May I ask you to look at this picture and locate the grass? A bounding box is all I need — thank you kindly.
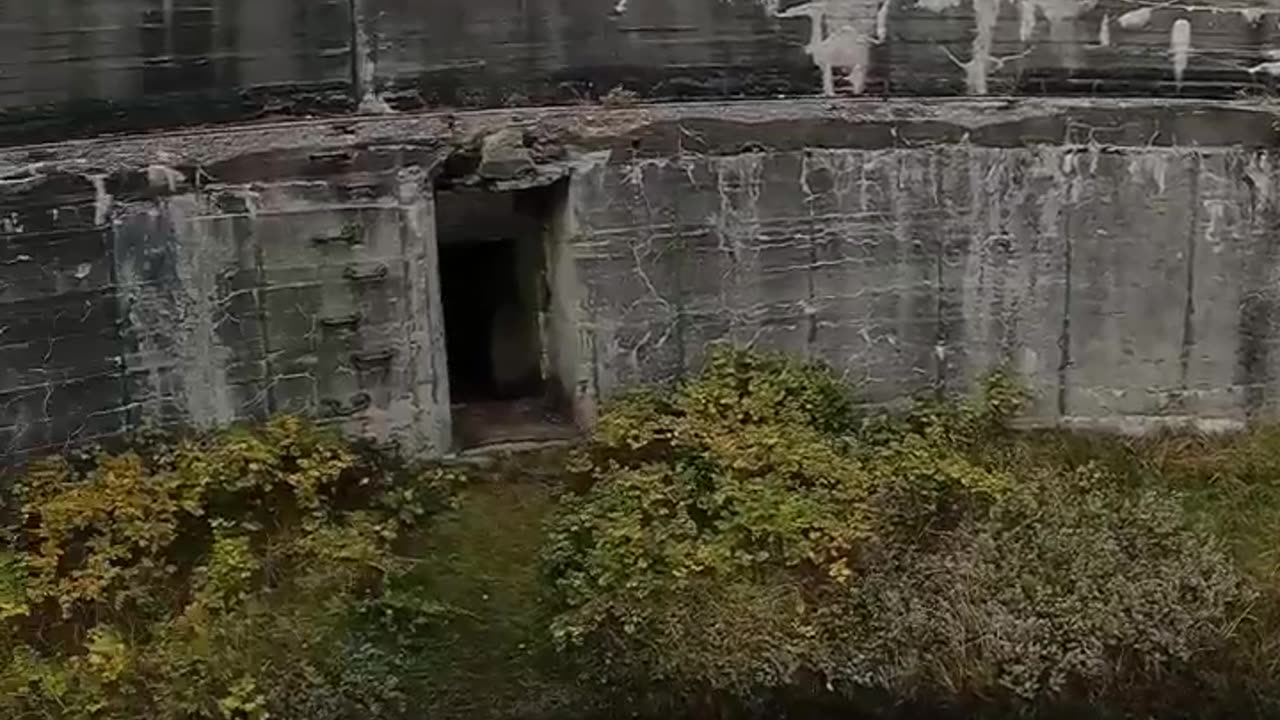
[390,450,595,720]
[1010,427,1280,580]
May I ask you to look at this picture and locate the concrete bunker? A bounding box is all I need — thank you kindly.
[433,180,577,449]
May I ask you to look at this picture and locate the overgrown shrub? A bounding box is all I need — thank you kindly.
[546,347,1253,716]
[544,347,1008,703]
[0,416,457,720]
[828,464,1249,714]
[5,350,1279,720]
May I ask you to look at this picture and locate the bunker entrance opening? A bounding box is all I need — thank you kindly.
[440,238,540,402]
[435,184,575,449]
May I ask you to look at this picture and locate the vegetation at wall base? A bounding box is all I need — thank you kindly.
[543,348,1258,718]
[5,348,1280,718]
[0,416,462,720]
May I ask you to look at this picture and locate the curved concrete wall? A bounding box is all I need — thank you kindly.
[5,1,1280,142]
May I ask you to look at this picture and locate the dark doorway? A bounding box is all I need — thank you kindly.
[439,238,542,402]
[435,186,574,449]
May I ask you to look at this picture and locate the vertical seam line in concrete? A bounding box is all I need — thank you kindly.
[1179,152,1201,394]
[348,0,365,105]
[589,304,601,409]
[398,187,422,413]
[934,230,945,397]
[107,219,131,435]
[673,198,688,377]
[804,158,818,362]
[251,217,277,415]
[1056,162,1074,419]
[933,159,946,398]
[806,242,818,361]
[1243,168,1279,419]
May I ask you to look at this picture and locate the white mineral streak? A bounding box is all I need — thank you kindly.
[1017,0,1097,42]
[1036,0,1097,70]
[1171,18,1191,86]
[916,0,1095,95]
[88,175,113,226]
[1248,60,1280,75]
[1117,7,1152,29]
[1019,0,1038,41]
[1127,154,1169,195]
[968,0,1001,93]
[753,0,1246,98]
[1246,154,1273,211]
[778,0,885,95]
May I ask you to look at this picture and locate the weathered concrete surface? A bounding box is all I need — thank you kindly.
[571,141,1278,429]
[2,98,1279,460]
[0,0,354,145]
[363,0,1280,107]
[6,1,1280,143]
[1,142,451,458]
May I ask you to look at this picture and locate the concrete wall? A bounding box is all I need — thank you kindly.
[559,101,1280,431]
[1,140,452,458]
[0,0,353,144]
[364,0,1280,107]
[572,135,1280,430]
[6,1,1280,143]
[2,99,1278,460]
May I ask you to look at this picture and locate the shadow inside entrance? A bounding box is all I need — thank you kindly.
[435,183,576,451]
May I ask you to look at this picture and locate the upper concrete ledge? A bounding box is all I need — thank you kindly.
[4,0,1280,145]
[1,98,1277,183]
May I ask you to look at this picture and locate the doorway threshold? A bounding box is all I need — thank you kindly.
[451,397,577,450]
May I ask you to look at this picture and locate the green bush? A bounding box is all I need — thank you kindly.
[544,347,1008,704]
[546,347,1253,716]
[4,351,1279,719]
[829,464,1249,714]
[0,416,457,720]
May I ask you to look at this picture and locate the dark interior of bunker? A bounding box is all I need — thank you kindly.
[434,184,573,449]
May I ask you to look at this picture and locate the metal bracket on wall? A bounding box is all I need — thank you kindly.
[320,392,373,418]
[319,313,362,332]
[343,264,388,283]
[342,182,382,201]
[350,348,395,370]
[312,226,361,246]
[308,150,356,166]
